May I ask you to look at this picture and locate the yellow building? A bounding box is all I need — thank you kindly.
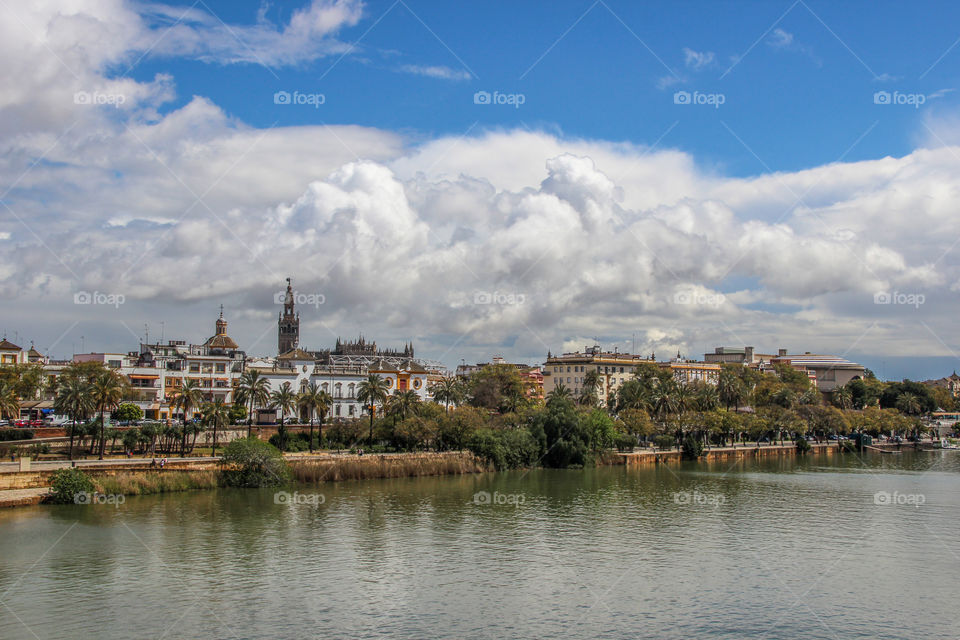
[543,346,654,405]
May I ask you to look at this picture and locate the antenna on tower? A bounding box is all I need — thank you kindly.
[160,321,164,344]
[145,323,149,346]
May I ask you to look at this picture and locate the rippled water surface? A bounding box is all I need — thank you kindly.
[1,450,958,639]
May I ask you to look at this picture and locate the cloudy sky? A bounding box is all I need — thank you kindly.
[2,0,960,380]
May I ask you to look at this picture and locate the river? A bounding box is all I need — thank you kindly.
[1,449,958,639]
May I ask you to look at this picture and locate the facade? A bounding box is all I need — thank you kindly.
[768,352,865,392]
[543,346,655,406]
[661,352,721,384]
[0,339,26,366]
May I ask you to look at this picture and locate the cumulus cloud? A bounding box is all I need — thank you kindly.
[0,0,958,369]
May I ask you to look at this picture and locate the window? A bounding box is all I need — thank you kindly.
[348,405,355,416]
[215,364,226,373]
[335,404,341,416]
[335,383,342,398]
[189,364,200,373]
[348,383,355,398]
[321,382,328,392]
[108,360,122,369]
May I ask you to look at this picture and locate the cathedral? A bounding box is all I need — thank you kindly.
[277,278,414,365]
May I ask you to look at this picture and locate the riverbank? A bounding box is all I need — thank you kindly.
[0,443,912,508]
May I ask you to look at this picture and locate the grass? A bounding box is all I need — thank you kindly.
[290,452,488,483]
[94,471,218,496]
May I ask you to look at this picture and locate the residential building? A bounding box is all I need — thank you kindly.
[543,346,654,405]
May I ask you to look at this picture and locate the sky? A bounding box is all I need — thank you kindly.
[2,0,960,381]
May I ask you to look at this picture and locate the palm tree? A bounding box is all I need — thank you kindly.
[234,369,270,438]
[832,385,853,410]
[298,383,331,453]
[0,379,20,422]
[201,398,229,457]
[269,382,297,451]
[390,389,421,422]
[170,379,203,457]
[718,369,747,411]
[547,382,573,404]
[357,374,390,442]
[429,376,462,413]
[578,370,602,407]
[54,376,94,460]
[91,370,126,460]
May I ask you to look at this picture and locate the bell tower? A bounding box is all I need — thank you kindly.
[278,277,300,354]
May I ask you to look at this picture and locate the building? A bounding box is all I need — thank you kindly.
[0,339,27,366]
[706,346,865,392]
[277,278,300,355]
[543,345,654,405]
[768,351,865,392]
[922,372,960,398]
[661,351,721,385]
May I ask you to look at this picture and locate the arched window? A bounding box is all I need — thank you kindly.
[321,382,328,392]
[348,383,355,398]
[335,383,342,398]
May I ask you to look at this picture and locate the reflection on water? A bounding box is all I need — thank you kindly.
[1,450,958,639]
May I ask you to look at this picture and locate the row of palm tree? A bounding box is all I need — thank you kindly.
[234,370,338,452]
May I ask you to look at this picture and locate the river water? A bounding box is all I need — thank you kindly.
[1,450,958,639]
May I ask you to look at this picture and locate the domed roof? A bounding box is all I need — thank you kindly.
[205,308,238,350]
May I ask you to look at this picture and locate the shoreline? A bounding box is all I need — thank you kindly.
[0,442,919,509]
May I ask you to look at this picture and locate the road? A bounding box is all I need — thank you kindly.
[0,456,215,472]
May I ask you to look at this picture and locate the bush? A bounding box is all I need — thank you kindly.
[467,428,540,471]
[219,437,290,488]
[795,435,812,453]
[49,468,95,504]
[112,403,143,422]
[0,428,34,441]
[614,432,637,452]
[653,435,675,450]
[681,436,704,460]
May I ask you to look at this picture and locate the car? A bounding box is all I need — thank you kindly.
[892,436,903,443]
[828,434,839,440]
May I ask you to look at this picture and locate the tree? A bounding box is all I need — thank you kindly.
[618,408,655,443]
[429,376,463,413]
[54,375,93,460]
[219,437,290,487]
[234,369,270,438]
[578,369,602,407]
[880,381,935,415]
[357,374,390,442]
[0,379,19,421]
[170,379,203,457]
[269,381,297,451]
[112,403,143,422]
[468,364,526,413]
[439,405,485,451]
[201,398,230,457]
[718,367,747,411]
[91,370,127,460]
[832,385,853,410]
[547,382,573,403]
[389,389,421,422]
[297,382,331,453]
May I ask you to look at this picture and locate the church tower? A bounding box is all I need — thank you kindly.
[278,278,300,355]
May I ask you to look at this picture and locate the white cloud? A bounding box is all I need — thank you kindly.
[768,28,794,48]
[398,64,471,81]
[0,0,958,368]
[682,48,715,70]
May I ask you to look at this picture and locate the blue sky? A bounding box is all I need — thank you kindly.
[3,0,960,381]
[132,0,960,175]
